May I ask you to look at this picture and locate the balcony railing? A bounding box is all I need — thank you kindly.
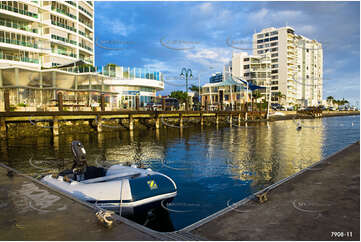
[0,53,39,64]
[0,4,38,18]
[0,18,38,34]
[51,34,77,46]
[79,18,92,29]
[51,20,77,32]
[78,30,93,40]
[78,5,93,18]
[51,7,77,20]
[65,1,76,7]
[79,56,93,64]
[52,48,76,58]
[79,43,93,52]
[0,37,38,48]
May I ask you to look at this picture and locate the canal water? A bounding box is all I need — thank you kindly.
[0,115,359,231]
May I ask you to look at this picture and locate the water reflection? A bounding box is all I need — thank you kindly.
[0,115,359,230]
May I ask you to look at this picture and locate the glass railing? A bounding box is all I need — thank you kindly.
[0,18,38,33]
[79,56,93,64]
[51,20,77,32]
[79,18,92,29]
[0,37,38,48]
[78,30,93,40]
[51,34,77,45]
[52,48,76,58]
[79,43,93,52]
[0,53,39,64]
[101,66,164,81]
[0,4,38,18]
[51,7,77,20]
[78,5,93,18]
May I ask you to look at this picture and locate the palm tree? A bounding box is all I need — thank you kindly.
[274,92,286,106]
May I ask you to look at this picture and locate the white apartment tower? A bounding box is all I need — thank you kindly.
[253,26,323,107]
[0,1,94,69]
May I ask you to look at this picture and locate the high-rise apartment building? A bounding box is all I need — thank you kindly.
[0,0,94,69]
[253,26,323,107]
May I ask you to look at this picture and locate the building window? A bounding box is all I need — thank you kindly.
[271,70,278,74]
[271,86,278,90]
[257,39,263,43]
[271,48,278,52]
[263,38,269,42]
[257,34,263,38]
[265,33,269,37]
[271,31,278,35]
[244,58,249,61]
[271,58,278,63]
[271,81,278,85]
[265,43,270,47]
[244,73,250,76]
[271,75,278,79]
[224,95,229,101]
[271,53,278,57]
[257,45,263,49]
[271,64,278,68]
[257,50,264,54]
[270,42,278,47]
[270,36,278,41]
[244,65,249,69]
[237,94,241,100]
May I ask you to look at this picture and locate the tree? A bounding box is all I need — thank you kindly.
[169,90,188,104]
[189,84,199,93]
[274,92,286,105]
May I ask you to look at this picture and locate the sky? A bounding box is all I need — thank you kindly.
[94,1,360,106]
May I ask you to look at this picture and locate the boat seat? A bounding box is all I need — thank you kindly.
[84,166,106,180]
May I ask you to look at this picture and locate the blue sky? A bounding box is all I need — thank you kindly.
[94,1,360,106]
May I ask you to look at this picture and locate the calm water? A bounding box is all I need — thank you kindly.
[0,115,359,231]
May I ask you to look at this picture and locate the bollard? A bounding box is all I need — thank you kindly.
[179,114,183,128]
[200,113,204,126]
[57,92,63,112]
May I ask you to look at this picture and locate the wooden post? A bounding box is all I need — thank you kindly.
[229,114,232,126]
[0,117,7,138]
[155,115,160,129]
[238,113,241,126]
[52,119,59,136]
[57,92,63,111]
[100,93,105,111]
[97,116,103,133]
[200,113,204,126]
[162,98,166,111]
[4,89,10,112]
[215,114,219,125]
[129,115,134,131]
[179,113,183,128]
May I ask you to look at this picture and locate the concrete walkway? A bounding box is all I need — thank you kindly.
[190,141,360,240]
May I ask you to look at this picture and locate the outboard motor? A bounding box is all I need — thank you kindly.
[71,141,88,181]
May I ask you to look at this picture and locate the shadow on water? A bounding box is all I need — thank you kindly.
[0,115,359,231]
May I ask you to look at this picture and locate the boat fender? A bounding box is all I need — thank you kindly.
[95,210,115,228]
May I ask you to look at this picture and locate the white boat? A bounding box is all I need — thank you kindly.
[41,141,177,217]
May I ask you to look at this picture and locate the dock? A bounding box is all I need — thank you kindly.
[184,141,360,240]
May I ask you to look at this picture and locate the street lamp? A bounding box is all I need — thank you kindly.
[180,68,192,111]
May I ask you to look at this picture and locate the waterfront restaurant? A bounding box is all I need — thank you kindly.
[201,75,250,110]
[0,63,164,111]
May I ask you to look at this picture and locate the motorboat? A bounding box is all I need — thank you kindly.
[41,141,177,217]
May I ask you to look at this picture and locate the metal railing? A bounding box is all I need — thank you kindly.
[79,42,93,52]
[51,7,77,20]
[78,5,93,18]
[79,18,92,29]
[78,30,93,40]
[0,18,38,33]
[51,20,77,32]
[0,37,38,48]
[0,53,39,64]
[51,34,77,45]
[0,4,38,18]
[51,48,76,58]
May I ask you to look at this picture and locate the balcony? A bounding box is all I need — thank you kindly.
[79,18,92,29]
[0,53,39,64]
[51,7,77,20]
[0,37,38,49]
[79,56,93,64]
[65,1,76,7]
[78,30,93,41]
[51,34,77,46]
[51,48,76,58]
[0,4,38,19]
[0,18,38,34]
[78,5,93,18]
[79,42,93,52]
[51,20,77,32]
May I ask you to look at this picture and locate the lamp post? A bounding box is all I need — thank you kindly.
[180,68,192,111]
